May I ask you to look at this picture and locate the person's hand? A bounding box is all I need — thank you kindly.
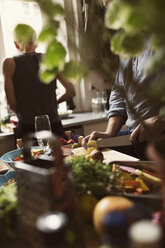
[130,124,145,143]
[130,116,165,143]
[82,131,111,146]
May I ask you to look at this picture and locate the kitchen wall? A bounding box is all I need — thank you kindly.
[79,70,112,111]
[64,0,113,113]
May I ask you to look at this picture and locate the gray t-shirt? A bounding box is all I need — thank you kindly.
[107,48,162,132]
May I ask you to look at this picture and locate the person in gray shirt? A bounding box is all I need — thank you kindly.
[83,48,165,159]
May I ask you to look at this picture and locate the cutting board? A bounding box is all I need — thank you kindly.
[102,148,139,164]
[71,147,139,164]
[0,158,9,174]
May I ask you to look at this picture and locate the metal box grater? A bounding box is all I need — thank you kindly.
[15,158,56,248]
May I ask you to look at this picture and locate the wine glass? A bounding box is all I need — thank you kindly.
[35,115,52,152]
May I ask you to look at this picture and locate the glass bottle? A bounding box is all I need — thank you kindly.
[36,211,78,248]
[48,135,85,248]
[129,220,163,248]
[100,211,129,248]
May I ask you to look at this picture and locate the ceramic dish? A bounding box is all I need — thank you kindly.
[1,148,22,168]
[1,146,47,169]
[58,110,73,119]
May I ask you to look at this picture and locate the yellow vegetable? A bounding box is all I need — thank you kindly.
[118,172,133,181]
[32,148,43,155]
[87,147,97,154]
[87,140,98,148]
[135,169,161,189]
[135,177,149,192]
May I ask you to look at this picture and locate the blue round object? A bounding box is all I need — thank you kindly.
[102,211,129,246]
[1,148,23,167]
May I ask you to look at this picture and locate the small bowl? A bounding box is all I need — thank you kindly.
[1,148,23,168]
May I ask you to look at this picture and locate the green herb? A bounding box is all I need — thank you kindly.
[0,182,17,238]
[69,156,117,196]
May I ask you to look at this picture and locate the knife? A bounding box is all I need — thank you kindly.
[97,135,132,148]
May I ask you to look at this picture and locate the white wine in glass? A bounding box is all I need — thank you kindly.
[35,115,52,151]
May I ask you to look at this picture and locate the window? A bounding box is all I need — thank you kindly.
[0,0,70,120]
[0,0,43,59]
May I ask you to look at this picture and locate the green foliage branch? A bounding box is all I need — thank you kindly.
[105,0,165,108]
[105,0,165,154]
[27,0,87,83]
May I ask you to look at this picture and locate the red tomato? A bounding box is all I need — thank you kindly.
[14,157,23,162]
[10,116,18,125]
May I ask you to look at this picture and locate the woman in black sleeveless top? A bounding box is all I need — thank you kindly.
[2,24,75,140]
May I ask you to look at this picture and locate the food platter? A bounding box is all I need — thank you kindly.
[108,160,162,202]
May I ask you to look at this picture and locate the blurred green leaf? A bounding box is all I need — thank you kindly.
[111,30,145,57]
[44,40,66,70]
[143,0,165,33]
[105,0,145,32]
[38,21,59,42]
[150,33,165,51]
[105,0,125,30]
[123,6,146,33]
[63,61,88,81]
[39,1,64,17]
[39,68,58,84]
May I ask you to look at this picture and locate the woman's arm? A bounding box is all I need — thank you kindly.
[2,58,17,114]
[56,74,76,104]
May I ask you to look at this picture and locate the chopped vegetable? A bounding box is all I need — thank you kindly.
[123,181,141,188]
[68,156,117,195]
[14,157,23,162]
[135,177,149,192]
[87,140,98,148]
[134,169,161,189]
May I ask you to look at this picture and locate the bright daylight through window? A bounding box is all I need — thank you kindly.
[0,0,67,122]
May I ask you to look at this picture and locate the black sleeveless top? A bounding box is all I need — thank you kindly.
[13,53,59,124]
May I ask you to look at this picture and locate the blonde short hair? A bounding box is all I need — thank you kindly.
[13,23,37,50]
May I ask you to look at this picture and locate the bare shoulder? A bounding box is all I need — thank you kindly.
[2,57,15,75]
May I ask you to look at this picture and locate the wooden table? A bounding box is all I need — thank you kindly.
[0,147,139,174]
[0,149,160,248]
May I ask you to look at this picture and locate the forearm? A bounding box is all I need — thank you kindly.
[57,92,71,104]
[57,74,75,104]
[5,89,17,114]
[105,115,126,137]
